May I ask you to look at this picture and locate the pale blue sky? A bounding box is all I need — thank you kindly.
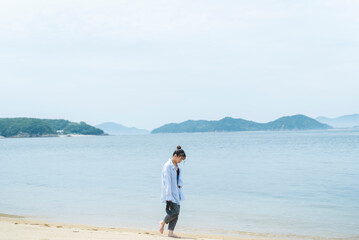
[1,0,358,130]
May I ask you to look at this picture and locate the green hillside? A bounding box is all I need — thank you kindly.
[151,115,332,134]
[0,118,104,138]
[0,118,55,137]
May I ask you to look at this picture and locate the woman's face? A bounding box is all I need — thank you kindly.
[175,155,185,163]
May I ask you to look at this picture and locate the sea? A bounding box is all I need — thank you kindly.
[1,130,358,239]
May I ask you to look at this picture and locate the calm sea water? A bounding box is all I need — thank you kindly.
[1,130,358,238]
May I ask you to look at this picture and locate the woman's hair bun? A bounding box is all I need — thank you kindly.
[173,145,186,158]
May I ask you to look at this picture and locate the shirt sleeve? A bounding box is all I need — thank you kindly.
[163,165,172,201]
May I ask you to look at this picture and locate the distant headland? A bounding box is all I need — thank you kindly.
[95,122,149,135]
[151,114,332,134]
[316,114,359,128]
[0,118,104,138]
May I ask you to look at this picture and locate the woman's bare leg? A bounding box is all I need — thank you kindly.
[159,220,165,234]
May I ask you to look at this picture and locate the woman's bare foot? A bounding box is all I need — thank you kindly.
[159,221,165,234]
[168,230,181,238]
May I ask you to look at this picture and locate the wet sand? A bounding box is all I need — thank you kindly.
[1,214,354,240]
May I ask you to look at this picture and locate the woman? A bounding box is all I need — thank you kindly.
[159,145,186,238]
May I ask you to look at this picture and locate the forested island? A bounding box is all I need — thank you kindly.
[0,118,104,138]
[151,114,332,134]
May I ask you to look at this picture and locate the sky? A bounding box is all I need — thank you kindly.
[1,0,358,130]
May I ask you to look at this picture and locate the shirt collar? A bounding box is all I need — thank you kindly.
[168,158,177,170]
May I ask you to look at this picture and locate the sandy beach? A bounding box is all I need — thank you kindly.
[2,213,355,240]
[0,213,299,240]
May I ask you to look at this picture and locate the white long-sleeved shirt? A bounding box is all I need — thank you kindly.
[161,159,185,205]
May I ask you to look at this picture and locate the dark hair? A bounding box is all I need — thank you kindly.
[173,145,186,159]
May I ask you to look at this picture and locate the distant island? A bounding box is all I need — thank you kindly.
[0,118,104,138]
[151,114,332,134]
[95,122,149,135]
[316,114,359,128]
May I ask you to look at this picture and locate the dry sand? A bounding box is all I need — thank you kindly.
[0,213,283,240]
[1,213,353,240]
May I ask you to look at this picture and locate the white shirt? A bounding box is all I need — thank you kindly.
[161,159,185,205]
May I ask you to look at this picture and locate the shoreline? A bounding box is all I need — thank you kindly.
[0,214,249,240]
[0,214,355,240]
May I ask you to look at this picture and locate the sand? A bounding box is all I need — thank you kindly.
[0,213,288,240]
[1,214,353,240]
